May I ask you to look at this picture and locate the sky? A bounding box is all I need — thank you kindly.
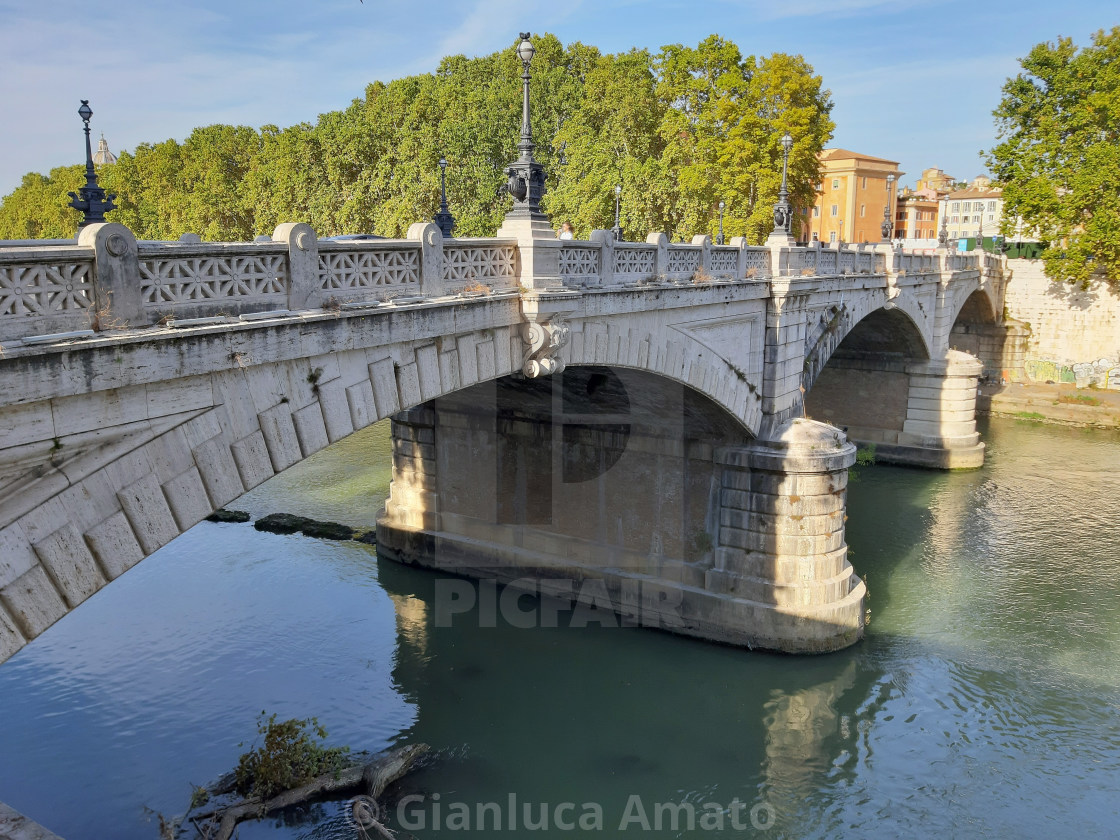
[0,0,1116,200]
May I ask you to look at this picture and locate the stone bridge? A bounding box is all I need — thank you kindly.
[0,216,1009,663]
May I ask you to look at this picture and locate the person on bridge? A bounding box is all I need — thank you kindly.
[558,222,574,240]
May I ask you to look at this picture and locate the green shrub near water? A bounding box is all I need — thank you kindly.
[235,713,350,800]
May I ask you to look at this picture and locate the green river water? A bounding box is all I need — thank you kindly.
[0,415,1117,839]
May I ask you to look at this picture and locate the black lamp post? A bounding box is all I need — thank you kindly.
[500,33,546,219]
[434,155,455,237]
[611,184,623,242]
[717,201,725,245]
[770,132,794,238]
[977,217,984,252]
[881,173,895,242]
[67,100,116,228]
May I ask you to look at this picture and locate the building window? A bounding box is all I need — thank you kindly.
[813,206,820,218]
[987,214,995,222]
[988,201,997,211]
[861,176,867,189]
[832,179,839,190]
[961,202,971,211]
[952,202,960,211]
[830,204,838,217]
[829,231,837,243]
[860,204,865,217]
[952,231,958,239]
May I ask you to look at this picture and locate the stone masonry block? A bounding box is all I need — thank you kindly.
[192,437,245,509]
[32,522,106,608]
[476,340,497,384]
[456,334,480,387]
[0,401,54,451]
[258,403,302,472]
[117,472,180,554]
[396,361,422,411]
[0,523,39,590]
[0,565,67,639]
[162,467,212,531]
[316,380,355,443]
[85,511,145,579]
[230,431,275,491]
[293,402,329,457]
[438,350,461,394]
[0,603,26,663]
[181,407,224,450]
[369,357,400,419]
[493,326,513,375]
[210,369,260,441]
[415,344,441,401]
[346,380,377,431]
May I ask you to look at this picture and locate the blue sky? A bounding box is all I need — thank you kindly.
[0,0,1115,200]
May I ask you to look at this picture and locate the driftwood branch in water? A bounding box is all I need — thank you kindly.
[191,743,429,840]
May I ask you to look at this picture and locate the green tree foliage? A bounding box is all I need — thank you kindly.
[0,35,834,245]
[987,27,1120,289]
[0,166,86,239]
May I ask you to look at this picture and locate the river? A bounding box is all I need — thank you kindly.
[0,416,1118,838]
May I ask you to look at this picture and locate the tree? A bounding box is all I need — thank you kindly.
[0,34,834,247]
[986,27,1120,289]
[0,166,85,239]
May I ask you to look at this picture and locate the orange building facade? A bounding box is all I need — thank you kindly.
[804,149,904,244]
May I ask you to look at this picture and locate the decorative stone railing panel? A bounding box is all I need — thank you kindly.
[614,245,657,280]
[743,248,771,278]
[442,240,517,291]
[665,245,701,278]
[140,245,289,318]
[558,244,602,285]
[839,251,855,273]
[318,243,421,302]
[0,247,96,339]
[710,246,739,277]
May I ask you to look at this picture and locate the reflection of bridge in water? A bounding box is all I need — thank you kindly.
[0,213,1013,663]
[379,554,871,834]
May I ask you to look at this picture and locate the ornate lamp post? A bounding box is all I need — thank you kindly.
[434,155,455,237]
[717,200,725,245]
[499,33,546,220]
[67,100,116,228]
[769,132,794,241]
[611,184,623,242]
[976,217,985,252]
[881,174,895,242]
[938,208,950,248]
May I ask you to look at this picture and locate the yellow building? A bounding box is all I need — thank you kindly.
[916,167,955,193]
[806,149,904,244]
[895,188,941,242]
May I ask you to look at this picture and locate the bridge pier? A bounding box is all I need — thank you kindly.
[807,347,986,470]
[894,350,986,469]
[376,369,866,653]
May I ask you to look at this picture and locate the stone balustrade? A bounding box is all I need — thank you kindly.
[0,219,995,345]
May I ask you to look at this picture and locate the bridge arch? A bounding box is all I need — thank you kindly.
[0,305,768,664]
[947,285,1012,381]
[804,303,932,454]
[801,294,932,397]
